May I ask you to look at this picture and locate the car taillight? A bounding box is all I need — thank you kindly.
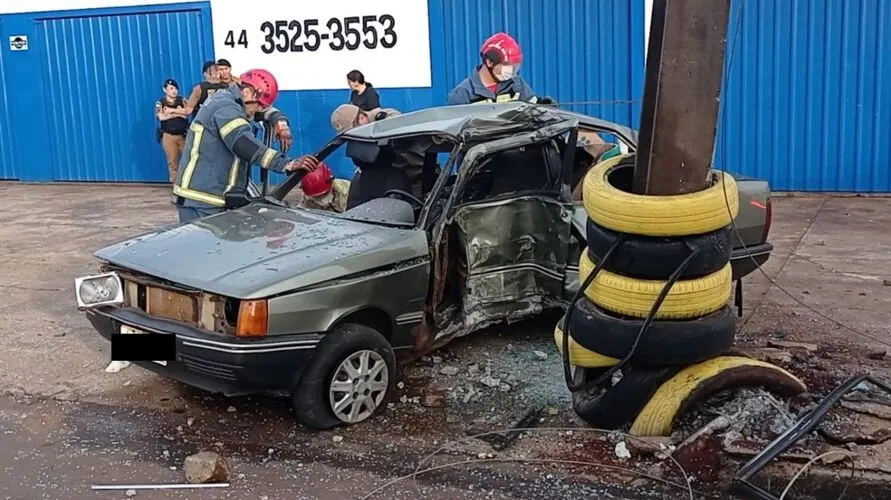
[236,299,268,338]
[761,197,773,242]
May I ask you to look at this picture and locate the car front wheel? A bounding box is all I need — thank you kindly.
[292,323,396,430]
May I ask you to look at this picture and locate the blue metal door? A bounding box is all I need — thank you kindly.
[36,8,210,182]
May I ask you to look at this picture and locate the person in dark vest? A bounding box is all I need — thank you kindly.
[447,32,555,106]
[186,61,228,118]
[347,70,381,111]
[217,58,241,85]
[155,78,190,182]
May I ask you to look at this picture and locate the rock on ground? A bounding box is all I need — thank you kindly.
[183,451,231,484]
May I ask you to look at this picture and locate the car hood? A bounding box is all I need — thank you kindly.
[95,204,429,299]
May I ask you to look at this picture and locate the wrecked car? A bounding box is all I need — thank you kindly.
[74,102,774,429]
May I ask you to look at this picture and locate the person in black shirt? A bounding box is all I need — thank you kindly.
[347,70,381,111]
[155,78,189,182]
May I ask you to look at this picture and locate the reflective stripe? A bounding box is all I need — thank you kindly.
[226,157,241,194]
[171,121,229,207]
[179,123,205,190]
[259,148,277,169]
[495,93,519,103]
[219,117,250,138]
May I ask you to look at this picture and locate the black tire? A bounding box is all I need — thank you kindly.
[586,219,732,280]
[567,298,736,366]
[571,364,682,430]
[292,323,396,430]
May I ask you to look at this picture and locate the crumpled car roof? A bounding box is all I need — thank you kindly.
[342,102,639,146]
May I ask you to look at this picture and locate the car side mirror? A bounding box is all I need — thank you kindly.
[224,190,253,209]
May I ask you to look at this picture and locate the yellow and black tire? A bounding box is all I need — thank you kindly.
[578,250,732,320]
[629,356,808,437]
[553,318,619,368]
[582,154,740,237]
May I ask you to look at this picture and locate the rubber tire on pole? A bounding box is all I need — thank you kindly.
[554,318,620,368]
[571,364,683,430]
[582,154,740,237]
[586,220,733,280]
[578,250,733,320]
[567,298,737,366]
[629,356,808,437]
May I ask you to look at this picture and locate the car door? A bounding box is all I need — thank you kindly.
[428,119,579,336]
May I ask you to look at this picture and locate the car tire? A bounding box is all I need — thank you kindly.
[586,220,732,280]
[582,154,740,237]
[578,250,733,320]
[571,364,682,430]
[567,299,737,366]
[292,323,396,430]
[630,356,808,437]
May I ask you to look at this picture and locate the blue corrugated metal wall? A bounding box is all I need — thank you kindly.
[716,0,891,192]
[0,2,212,182]
[0,20,14,180]
[38,5,211,181]
[0,0,642,183]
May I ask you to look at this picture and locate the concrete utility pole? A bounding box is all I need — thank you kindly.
[632,0,731,195]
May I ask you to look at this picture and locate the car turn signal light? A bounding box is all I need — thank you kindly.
[236,299,268,338]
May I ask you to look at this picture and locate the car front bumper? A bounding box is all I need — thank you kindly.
[86,306,323,397]
[730,242,773,281]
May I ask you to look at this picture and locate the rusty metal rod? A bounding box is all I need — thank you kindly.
[633,0,731,196]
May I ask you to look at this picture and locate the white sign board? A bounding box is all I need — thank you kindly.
[210,0,432,91]
[9,35,29,51]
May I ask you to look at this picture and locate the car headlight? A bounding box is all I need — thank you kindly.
[74,272,124,309]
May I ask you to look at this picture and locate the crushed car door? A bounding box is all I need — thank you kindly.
[432,119,578,334]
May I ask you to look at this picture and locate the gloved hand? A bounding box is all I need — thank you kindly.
[285,155,320,173]
[275,120,293,152]
[538,96,557,106]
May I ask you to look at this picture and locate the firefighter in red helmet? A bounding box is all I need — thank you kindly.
[289,162,350,213]
[447,32,555,106]
[172,68,319,222]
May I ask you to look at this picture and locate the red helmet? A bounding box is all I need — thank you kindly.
[300,163,334,197]
[480,32,523,66]
[239,69,279,107]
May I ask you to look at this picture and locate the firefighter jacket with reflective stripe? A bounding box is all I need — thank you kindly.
[173,85,292,208]
[446,67,538,105]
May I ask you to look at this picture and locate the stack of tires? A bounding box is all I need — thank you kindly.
[556,153,805,437]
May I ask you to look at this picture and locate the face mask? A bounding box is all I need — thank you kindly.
[496,65,515,81]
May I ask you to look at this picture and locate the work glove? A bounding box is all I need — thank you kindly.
[275,121,293,152]
[285,155,320,173]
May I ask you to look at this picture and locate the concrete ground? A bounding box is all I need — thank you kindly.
[0,183,890,499]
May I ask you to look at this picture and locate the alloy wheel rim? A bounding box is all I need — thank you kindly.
[328,350,389,423]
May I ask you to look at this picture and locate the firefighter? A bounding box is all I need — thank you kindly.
[185,61,228,118]
[447,32,555,106]
[172,68,319,223]
[291,163,350,213]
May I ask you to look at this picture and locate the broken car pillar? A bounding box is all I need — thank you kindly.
[559,0,807,436]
